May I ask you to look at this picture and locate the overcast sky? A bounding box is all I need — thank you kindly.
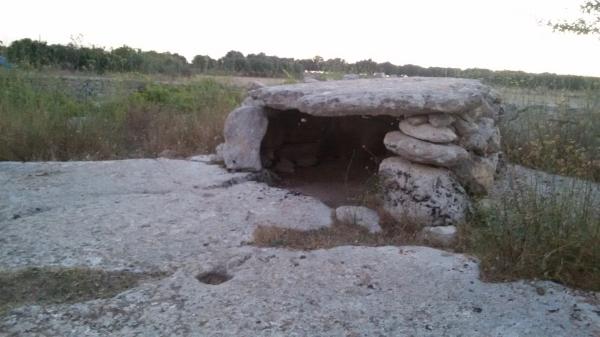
[1,0,599,76]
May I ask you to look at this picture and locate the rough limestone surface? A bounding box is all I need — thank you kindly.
[378,157,470,226]
[249,77,497,117]
[384,131,469,167]
[405,115,429,126]
[453,154,499,195]
[428,113,455,127]
[419,225,458,247]
[398,120,458,143]
[490,164,600,216]
[1,160,599,336]
[0,160,332,270]
[455,117,501,155]
[335,206,382,233]
[222,105,268,171]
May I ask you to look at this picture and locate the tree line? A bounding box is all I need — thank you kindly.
[1,38,599,90]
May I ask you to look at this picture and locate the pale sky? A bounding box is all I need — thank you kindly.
[1,0,599,76]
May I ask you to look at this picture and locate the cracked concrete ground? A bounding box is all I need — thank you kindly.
[0,159,599,336]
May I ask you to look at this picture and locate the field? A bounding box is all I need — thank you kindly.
[0,69,598,290]
[0,70,246,161]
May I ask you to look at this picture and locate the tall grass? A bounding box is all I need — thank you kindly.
[0,70,244,161]
[460,170,599,290]
[460,87,600,291]
[499,87,600,182]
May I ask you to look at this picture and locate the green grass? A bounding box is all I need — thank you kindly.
[0,69,244,161]
[459,87,600,291]
[459,174,599,291]
[0,267,167,315]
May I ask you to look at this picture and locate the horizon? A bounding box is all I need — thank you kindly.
[1,0,599,77]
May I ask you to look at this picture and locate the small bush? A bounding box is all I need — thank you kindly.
[460,175,600,291]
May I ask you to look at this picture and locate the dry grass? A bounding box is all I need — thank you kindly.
[0,70,244,161]
[252,209,425,250]
[499,87,600,182]
[0,267,167,315]
[458,176,600,291]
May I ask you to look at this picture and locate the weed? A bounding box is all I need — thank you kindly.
[459,172,600,291]
[499,87,599,182]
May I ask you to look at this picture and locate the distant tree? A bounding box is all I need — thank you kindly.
[137,51,188,75]
[245,53,275,76]
[322,58,347,73]
[550,0,600,35]
[377,62,397,75]
[299,58,317,71]
[6,38,52,67]
[396,64,425,77]
[220,50,248,73]
[192,55,216,73]
[3,37,599,89]
[312,55,324,71]
[354,59,378,74]
[111,46,144,72]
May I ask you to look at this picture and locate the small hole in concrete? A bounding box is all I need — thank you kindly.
[196,270,232,285]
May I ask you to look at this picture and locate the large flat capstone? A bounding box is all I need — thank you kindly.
[249,77,497,117]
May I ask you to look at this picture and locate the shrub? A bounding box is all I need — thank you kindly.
[460,172,600,291]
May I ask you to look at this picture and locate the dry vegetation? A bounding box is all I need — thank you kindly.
[459,87,600,291]
[459,177,599,291]
[0,267,167,315]
[0,70,244,161]
[498,86,600,182]
[252,209,423,250]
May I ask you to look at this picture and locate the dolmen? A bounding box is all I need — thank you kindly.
[219,77,502,229]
